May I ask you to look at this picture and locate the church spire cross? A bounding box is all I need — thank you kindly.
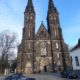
[25,0,35,13]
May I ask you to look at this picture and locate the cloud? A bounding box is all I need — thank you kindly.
[0,0,80,48]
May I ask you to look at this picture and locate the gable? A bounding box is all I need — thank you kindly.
[35,23,50,39]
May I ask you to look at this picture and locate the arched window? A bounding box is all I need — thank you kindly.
[56,42,59,49]
[28,43,31,49]
[55,30,57,37]
[28,26,30,37]
[40,42,47,56]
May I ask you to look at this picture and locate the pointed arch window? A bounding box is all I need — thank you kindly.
[30,16,33,19]
[55,30,57,37]
[27,16,29,20]
[40,42,47,56]
[28,43,31,49]
[56,42,59,49]
[54,16,57,20]
[57,54,59,58]
[28,26,30,37]
[57,60,61,66]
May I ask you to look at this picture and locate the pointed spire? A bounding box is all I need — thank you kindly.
[25,0,35,13]
[41,21,44,25]
[49,0,55,8]
[48,0,57,14]
[40,21,45,27]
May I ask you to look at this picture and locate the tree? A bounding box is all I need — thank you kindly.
[0,30,18,73]
[10,58,17,72]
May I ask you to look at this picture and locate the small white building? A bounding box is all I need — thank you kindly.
[70,39,80,70]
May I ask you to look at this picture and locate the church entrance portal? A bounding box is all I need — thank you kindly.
[39,58,50,72]
[44,66,47,72]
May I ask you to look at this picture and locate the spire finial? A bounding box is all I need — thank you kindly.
[48,0,55,9]
[48,0,57,14]
[41,21,43,24]
[25,0,35,13]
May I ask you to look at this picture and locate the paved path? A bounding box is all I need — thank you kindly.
[25,73,67,80]
[0,76,4,80]
[0,73,74,80]
[0,75,7,80]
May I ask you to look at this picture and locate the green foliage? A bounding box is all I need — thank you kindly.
[0,58,10,73]
[11,58,17,72]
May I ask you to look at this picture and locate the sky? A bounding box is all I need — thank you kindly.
[0,0,80,48]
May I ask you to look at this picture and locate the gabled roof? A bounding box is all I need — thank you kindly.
[35,22,50,39]
[71,39,80,52]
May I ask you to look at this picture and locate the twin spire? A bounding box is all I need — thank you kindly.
[25,0,35,13]
[48,0,56,14]
[25,0,56,13]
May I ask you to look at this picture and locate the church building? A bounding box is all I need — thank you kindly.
[17,0,71,74]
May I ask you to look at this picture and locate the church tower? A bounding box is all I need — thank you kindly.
[17,0,71,74]
[21,0,35,74]
[23,0,35,40]
[47,0,71,71]
[47,0,63,39]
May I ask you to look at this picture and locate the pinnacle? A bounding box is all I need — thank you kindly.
[25,0,35,13]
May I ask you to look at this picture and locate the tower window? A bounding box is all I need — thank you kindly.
[31,16,32,19]
[50,16,53,20]
[40,42,47,56]
[56,43,59,49]
[54,16,56,20]
[29,31,30,37]
[41,48,47,56]
[55,30,57,37]
[75,56,79,66]
[57,54,59,58]
[28,26,30,37]
[28,43,31,49]
[27,16,29,20]
[57,60,60,65]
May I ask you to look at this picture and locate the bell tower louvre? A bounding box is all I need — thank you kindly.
[17,0,71,74]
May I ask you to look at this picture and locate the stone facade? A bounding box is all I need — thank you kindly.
[17,0,71,74]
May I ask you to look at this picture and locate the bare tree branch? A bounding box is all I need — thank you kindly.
[0,30,18,72]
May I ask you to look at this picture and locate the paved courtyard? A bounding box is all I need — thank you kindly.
[0,76,4,80]
[0,73,72,80]
[25,73,67,80]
